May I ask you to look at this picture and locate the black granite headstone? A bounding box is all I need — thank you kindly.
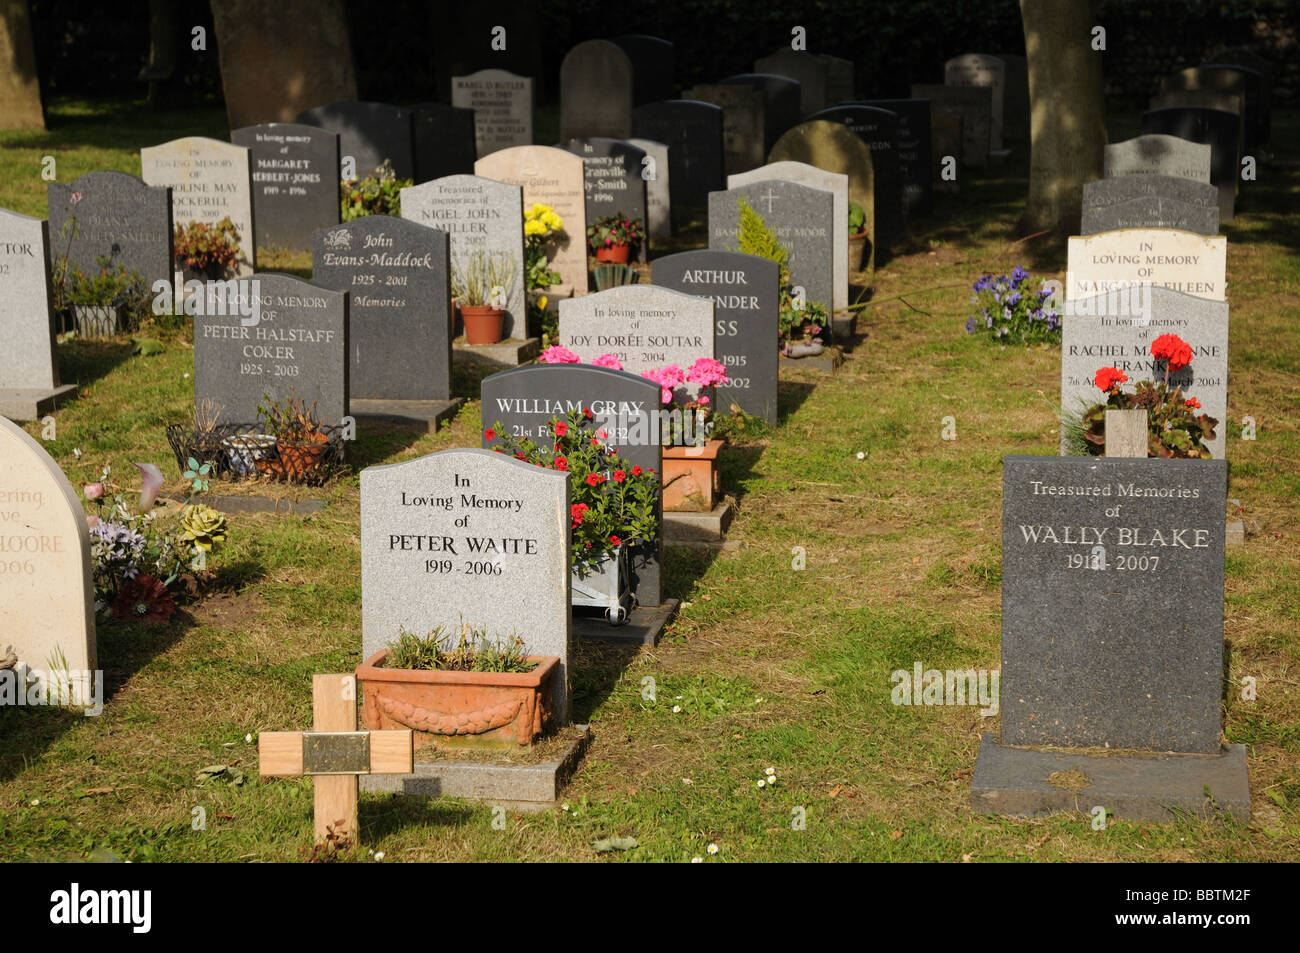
[858,98,932,218]
[47,171,173,289]
[610,34,675,106]
[297,101,416,181]
[809,105,905,245]
[631,100,725,216]
[1140,107,1240,222]
[231,122,340,256]
[562,137,649,262]
[410,103,477,184]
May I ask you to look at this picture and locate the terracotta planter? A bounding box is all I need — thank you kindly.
[848,230,869,272]
[258,431,328,480]
[461,305,505,344]
[661,438,724,512]
[357,650,559,747]
[595,243,631,263]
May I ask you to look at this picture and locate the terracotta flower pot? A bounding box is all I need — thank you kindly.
[661,438,725,512]
[268,432,329,480]
[848,230,869,273]
[461,305,505,344]
[357,650,559,748]
[595,243,631,263]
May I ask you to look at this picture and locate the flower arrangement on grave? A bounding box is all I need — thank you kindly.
[257,389,331,479]
[524,203,565,342]
[733,197,829,351]
[51,253,150,337]
[451,249,518,345]
[964,266,1060,345]
[384,624,538,673]
[340,159,411,221]
[1074,333,1218,458]
[173,217,241,279]
[586,213,646,263]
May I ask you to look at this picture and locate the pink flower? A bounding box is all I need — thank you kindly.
[698,396,710,406]
[539,345,580,364]
[134,463,164,510]
[592,353,623,370]
[83,483,104,500]
[686,357,730,387]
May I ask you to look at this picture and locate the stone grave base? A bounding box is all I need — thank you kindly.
[971,733,1250,823]
[831,312,857,341]
[199,494,328,516]
[779,349,842,375]
[360,725,592,812]
[663,501,734,544]
[574,598,679,647]
[350,397,462,433]
[0,384,78,421]
[452,337,541,367]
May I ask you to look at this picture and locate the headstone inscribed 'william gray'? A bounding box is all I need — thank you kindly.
[709,178,834,316]
[944,54,1006,152]
[410,103,477,184]
[231,122,340,256]
[1067,229,1227,302]
[47,171,173,288]
[312,216,449,403]
[194,273,348,426]
[611,35,675,107]
[361,449,572,722]
[1140,108,1240,222]
[562,138,649,262]
[559,40,633,141]
[401,175,525,339]
[719,74,802,152]
[859,98,933,217]
[451,69,534,157]
[297,101,416,181]
[684,84,766,175]
[631,100,725,214]
[627,138,670,241]
[141,136,255,275]
[475,146,587,298]
[911,84,990,169]
[1061,286,1228,459]
[1082,175,1219,236]
[1000,455,1227,753]
[754,49,828,116]
[809,104,904,248]
[1105,134,1212,185]
[653,249,781,425]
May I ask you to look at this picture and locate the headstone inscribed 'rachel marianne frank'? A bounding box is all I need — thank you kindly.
[858,98,933,217]
[475,146,587,298]
[297,101,416,181]
[684,84,766,175]
[808,104,904,247]
[753,49,828,116]
[944,54,1006,152]
[1105,134,1212,184]
[451,69,534,157]
[1140,108,1240,222]
[559,40,634,141]
[1081,175,1220,236]
[193,273,348,426]
[628,138,671,241]
[311,216,450,403]
[1066,228,1227,302]
[410,103,477,184]
[141,136,256,275]
[631,100,725,214]
[47,172,173,288]
[562,138,649,263]
[611,35,675,107]
[911,84,990,169]
[231,122,340,256]
[1000,455,1227,753]
[400,175,526,339]
[361,448,572,722]
[652,249,781,425]
[1061,286,1228,459]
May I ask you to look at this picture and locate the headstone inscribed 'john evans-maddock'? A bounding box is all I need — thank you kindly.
[311,216,450,403]
[562,138,649,262]
[451,69,534,157]
[47,172,173,289]
[361,449,572,722]
[297,101,416,181]
[653,250,780,425]
[231,122,340,256]
[1066,229,1227,302]
[1105,134,1212,185]
[401,175,526,339]
[944,54,1006,152]
[141,136,255,275]
[631,101,725,214]
[858,98,933,217]
[559,40,633,141]
[628,138,670,241]
[410,103,477,184]
[1081,175,1219,236]
[194,273,348,426]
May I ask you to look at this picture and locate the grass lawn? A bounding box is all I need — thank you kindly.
[0,99,1296,862]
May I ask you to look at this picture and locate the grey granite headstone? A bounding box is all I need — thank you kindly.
[1140,108,1240,221]
[996,54,1029,142]
[559,40,633,141]
[944,54,1006,152]
[410,103,477,184]
[1000,455,1227,753]
[627,138,670,241]
[1104,134,1212,185]
[911,84,990,169]
[809,104,905,247]
[684,84,766,175]
[311,216,449,403]
[631,100,725,214]
[1082,175,1219,236]
[653,249,780,425]
[47,171,173,291]
[754,49,828,116]
[231,122,340,256]
[611,35,674,107]
[858,98,932,217]
[400,174,525,339]
[297,101,416,181]
[719,74,802,152]
[361,448,572,722]
[194,272,348,426]
[562,138,649,263]
[451,69,535,157]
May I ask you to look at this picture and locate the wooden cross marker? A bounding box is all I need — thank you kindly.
[259,673,412,845]
[759,187,779,213]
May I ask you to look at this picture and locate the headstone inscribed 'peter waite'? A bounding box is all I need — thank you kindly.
[410,103,477,184]
[401,175,526,339]
[911,84,990,169]
[312,216,449,403]
[859,98,933,217]
[361,449,571,722]
[231,122,340,255]
[297,101,416,181]
[685,84,766,175]
[628,138,670,241]
[1081,175,1219,236]
[809,104,905,247]
[944,54,1006,152]
[194,273,348,426]
[631,100,725,214]
[719,74,802,152]
[141,136,255,275]
[47,172,173,290]
[1105,134,1212,185]
[562,138,649,262]
[1067,229,1227,302]
[559,40,633,141]
[452,69,534,157]
[753,49,827,116]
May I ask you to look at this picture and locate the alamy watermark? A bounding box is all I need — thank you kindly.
[891,663,999,716]
[152,273,262,326]
[1,663,104,716]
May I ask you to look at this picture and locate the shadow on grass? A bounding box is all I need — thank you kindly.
[571,640,644,724]
[775,379,816,425]
[347,418,433,470]
[57,338,136,389]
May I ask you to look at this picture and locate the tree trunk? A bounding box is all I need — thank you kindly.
[1018,0,1107,235]
[0,0,46,131]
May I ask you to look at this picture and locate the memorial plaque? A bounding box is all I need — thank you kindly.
[48,171,173,289]
[1067,228,1227,301]
[631,100,725,214]
[297,101,416,181]
[232,122,340,256]
[451,69,534,157]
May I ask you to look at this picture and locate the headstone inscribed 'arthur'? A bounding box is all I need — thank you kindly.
[631,100,725,214]
[1140,108,1240,222]
[562,138,649,262]
[47,171,173,288]
[945,54,1006,152]
[911,84,990,169]
[451,69,534,157]
[410,103,477,184]
[1082,175,1219,236]
[859,98,933,217]
[475,146,587,297]
[0,209,74,419]
[312,216,450,403]
[611,35,675,107]
[559,40,633,141]
[684,84,766,175]
[232,122,340,256]
[808,104,904,247]
[141,136,256,275]
[1067,229,1227,302]
[754,49,828,116]
[297,101,416,181]
[628,138,671,241]
[361,449,571,722]
[401,175,526,339]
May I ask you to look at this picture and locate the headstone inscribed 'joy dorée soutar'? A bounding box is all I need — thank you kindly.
[231,122,340,256]
[944,54,1006,152]
[753,49,828,116]
[451,69,534,157]
[1060,286,1228,460]
[311,216,450,404]
[297,101,415,181]
[1081,175,1219,236]
[858,98,933,217]
[47,171,173,289]
[141,136,256,275]
[911,84,990,170]
[684,84,766,175]
[1105,134,1212,185]
[719,74,802,152]
[631,100,725,216]
[1140,108,1240,222]
[361,448,572,722]
[475,146,588,298]
[400,175,525,339]
[562,138,649,263]
[1066,228,1227,302]
[808,104,905,248]
[610,35,675,107]
[559,40,633,141]
[627,138,670,241]
[652,249,781,425]
[193,273,348,426]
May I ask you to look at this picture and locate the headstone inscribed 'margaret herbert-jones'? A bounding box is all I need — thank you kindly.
[231,122,340,256]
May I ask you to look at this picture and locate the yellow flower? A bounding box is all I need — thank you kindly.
[524,219,544,237]
[543,211,563,232]
[179,504,228,552]
[537,295,548,311]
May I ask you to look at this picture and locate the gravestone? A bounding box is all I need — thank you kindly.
[231,122,340,256]
[360,448,572,722]
[859,98,932,217]
[931,110,963,194]
[944,54,1006,152]
[141,136,256,275]
[1202,63,1268,147]
[631,100,725,216]
[311,216,450,407]
[193,273,348,426]
[562,138,649,262]
[718,74,802,151]
[451,69,535,157]
[1148,88,1245,164]
[611,35,675,106]
[0,209,76,419]
[1140,108,1240,222]
[410,103,477,184]
[400,175,526,339]
[911,84,990,169]
[1104,134,1212,184]
[820,55,855,105]
[0,415,96,687]
[1081,175,1219,236]
[475,146,588,298]
[729,162,847,312]
[1066,228,1227,302]
[709,179,834,317]
[627,138,671,241]
[1159,66,1258,152]
[809,104,904,247]
[480,364,664,607]
[996,54,1029,142]
[753,49,828,116]
[1061,286,1228,459]
[559,40,634,141]
[47,172,173,289]
[653,249,781,425]
[297,101,416,181]
[683,84,766,175]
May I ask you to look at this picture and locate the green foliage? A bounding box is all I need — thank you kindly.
[385,623,538,673]
[1077,380,1219,458]
[174,217,241,279]
[56,256,148,317]
[733,198,828,346]
[451,249,517,307]
[340,159,410,220]
[848,200,866,234]
[586,213,646,254]
[257,389,323,442]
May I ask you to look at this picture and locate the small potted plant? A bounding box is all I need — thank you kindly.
[174,217,242,281]
[848,200,869,272]
[643,359,731,512]
[341,159,411,220]
[62,257,146,339]
[586,213,645,264]
[257,389,330,480]
[357,622,558,748]
[451,250,517,345]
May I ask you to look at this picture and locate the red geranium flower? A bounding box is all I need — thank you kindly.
[585,542,592,548]
[631,465,642,476]
[591,438,601,448]
[608,448,617,456]
[484,427,496,440]
[554,421,568,437]
[1094,366,1129,392]
[583,408,594,420]
[112,574,176,624]
[515,452,526,460]
[596,429,608,439]
[586,473,604,486]
[1150,333,1194,371]
[613,469,626,483]
[1185,397,1202,409]
[554,455,568,471]
[570,502,588,527]
[609,535,621,546]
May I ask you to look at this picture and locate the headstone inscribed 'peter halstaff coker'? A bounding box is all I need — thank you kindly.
[1081,175,1219,236]
[361,449,572,722]
[451,69,534,157]
[231,122,340,256]
[559,40,633,141]
[47,171,173,289]
[1067,228,1227,302]
[562,138,649,263]
[297,101,416,181]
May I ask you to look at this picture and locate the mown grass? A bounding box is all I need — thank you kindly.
[0,98,1296,862]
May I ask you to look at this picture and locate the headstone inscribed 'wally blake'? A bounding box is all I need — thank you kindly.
[631,100,725,214]
[47,171,173,289]
[944,54,1006,152]
[753,49,828,116]
[231,122,340,256]
[611,35,675,107]
[684,84,766,175]
[410,103,477,184]
[451,69,534,157]
[361,449,572,722]
[1081,175,1219,236]
[718,74,802,152]
[559,40,634,141]
[297,101,416,181]
[1105,134,1212,184]
[1067,229,1227,302]
[562,138,649,263]
[628,138,671,241]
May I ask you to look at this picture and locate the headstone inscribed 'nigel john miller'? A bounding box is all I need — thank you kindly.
[410,103,477,184]
[944,54,1006,152]
[631,100,725,215]
[1081,175,1219,236]
[1067,228,1227,302]
[753,49,828,116]
[562,138,649,262]
[297,101,416,181]
[911,84,990,169]
[719,74,802,152]
[451,69,535,157]
[47,171,173,289]
[1105,134,1212,185]
[684,84,766,175]
[559,40,633,141]
[231,122,340,256]
[858,98,933,217]
[628,138,671,241]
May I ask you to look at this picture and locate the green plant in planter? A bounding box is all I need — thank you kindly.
[341,159,411,220]
[451,250,517,308]
[385,622,537,673]
[586,213,646,255]
[257,389,324,442]
[734,197,829,346]
[174,217,242,279]
[848,200,866,235]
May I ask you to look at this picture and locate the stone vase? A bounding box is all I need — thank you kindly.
[571,545,633,624]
